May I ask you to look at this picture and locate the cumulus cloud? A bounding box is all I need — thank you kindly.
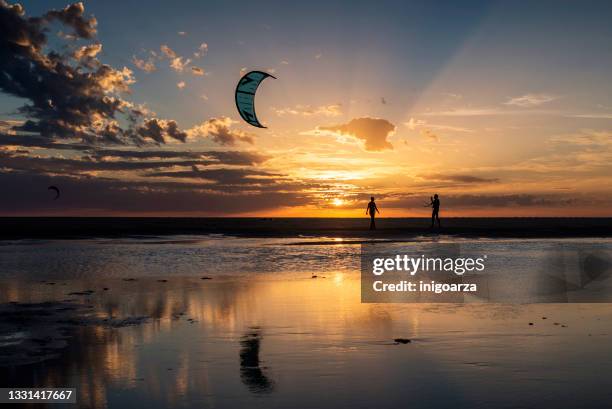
[136,118,187,143]
[0,1,187,144]
[176,81,186,89]
[170,56,191,72]
[187,117,254,146]
[319,117,395,151]
[73,42,102,60]
[44,2,97,39]
[132,55,156,72]
[505,93,557,107]
[274,104,342,117]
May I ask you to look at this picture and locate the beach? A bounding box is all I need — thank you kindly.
[1,231,612,408]
[1,217,611,240]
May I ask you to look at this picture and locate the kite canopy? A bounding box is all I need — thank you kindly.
[48,185,60,200]
[235,70,276,128]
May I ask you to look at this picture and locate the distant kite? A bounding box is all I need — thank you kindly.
[235,70,276,128]
[48,185,60,200]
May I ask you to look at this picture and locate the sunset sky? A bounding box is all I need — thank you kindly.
[1,0,611,216]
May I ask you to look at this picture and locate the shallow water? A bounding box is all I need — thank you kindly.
[1,236,612,408]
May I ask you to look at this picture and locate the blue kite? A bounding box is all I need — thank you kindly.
[235,70,276,128]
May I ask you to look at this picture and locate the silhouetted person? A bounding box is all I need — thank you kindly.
[366,197,380,230]
[429,194,441,228]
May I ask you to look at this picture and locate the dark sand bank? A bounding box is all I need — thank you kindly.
[1,217,611,240]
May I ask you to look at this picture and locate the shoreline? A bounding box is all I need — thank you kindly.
[1,217,611,240]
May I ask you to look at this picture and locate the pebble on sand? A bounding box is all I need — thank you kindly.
[529,322,534,325]
[157,279,168,283]
[123,278,137,282]
[394,338,411,344]
[200,277,212,280]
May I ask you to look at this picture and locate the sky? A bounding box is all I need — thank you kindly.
[0,0,611,216]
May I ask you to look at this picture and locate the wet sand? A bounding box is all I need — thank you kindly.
[1,237,611,408]
[1,217,611,240]
[2,275,612,409]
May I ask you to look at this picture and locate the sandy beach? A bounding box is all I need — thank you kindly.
[1,217,611,240]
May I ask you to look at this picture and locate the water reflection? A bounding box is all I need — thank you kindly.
[239,330,274,393]
[0,254,612,407]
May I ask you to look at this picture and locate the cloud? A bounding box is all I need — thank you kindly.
[136,118,187,143]
[73,43,102,60]
[178,31,187,36]
[419,173,499,184]
[404,117,475,141]
[43,2,97,39]
[549,130,612,147]
[177,81,186,89]
[273,104,342,117]
[193,43,208,58]
[0,150,211,173]
[146,167,282,185]
[505,93,557,107]
[422,108,507,116]
[405,118,471,133]
[87,147,267,165]
[187,117,254,146]
[405,118,426,130]
[319,117,395,151]
[566,113,612,119]
[132,55,156,73]
[0,170,314,215]
[387,193,605,209]
[170,56,191,72]
[315,53,322,59]
[191,66,205,76]
[160,44,177,59]
[0,2,187,144]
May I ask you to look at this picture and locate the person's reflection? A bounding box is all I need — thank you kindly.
[239,330,274,393]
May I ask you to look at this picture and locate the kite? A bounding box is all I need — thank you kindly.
[235,70,276,128]
[48,185,60,200]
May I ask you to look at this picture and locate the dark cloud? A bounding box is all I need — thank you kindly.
[0,1,187,144]
[0,132,268,165]
[386,193,602,209]
[146,168,284,185]
[43,2,97,39]
[188,117,254,146]
[319,117,395,151]
[0,132,90,150]
[91,148,268,165]
[0,170,313,215]
[0,151,216,173]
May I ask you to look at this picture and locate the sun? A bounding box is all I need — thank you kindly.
[332,198,345,206]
